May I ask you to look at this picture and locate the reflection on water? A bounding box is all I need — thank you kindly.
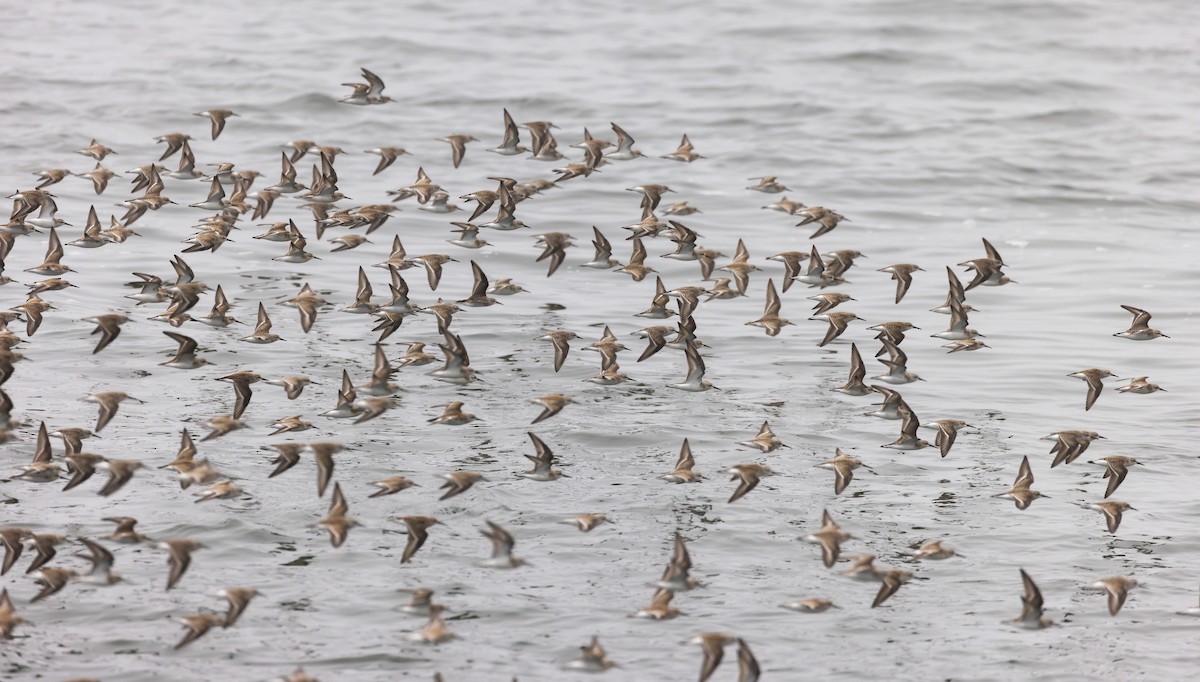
[0,0,1197,680]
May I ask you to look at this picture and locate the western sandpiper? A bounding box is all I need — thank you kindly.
[621,207,665,239]
[202,415,246,441]
[0,529,27,576]
[882,407,930,451]
[920,419,971,457]
[723,463,774,503]
[1068,368,1117,411]
[705,278,743,301]
[522,120,561,159]
[872,341,923,384]
[843,555,883,582]
[810,311,862,347]
[480,520,525,568]
[218,587,260,627]
[960,257,1015,290]
[103,516,149,544]
[664,201,700,216]
[439,471,486,500]
[430,332,477,385]
[746,278,791,336]
[765,251,807,292]
[365,146,409,175]
[437,134,477,169]
[26,227,73,276]
[398,342,436,369]
[872,569,913,608]
[305,442,343,498]
[284,283,325,333]
[943,339,990,353]
[26,533,66,574]
[339,68,391,105]
[737,638,761,681]
[932,266,973,315]
[636,277,674,320]
[62,452,103,491]
[193,109,238,139]
[807,509,851,567]
[1116,376,1164,394]
[564,636,616,671]
[1091,576,1138,616]
[193,479,243,503]
[318,483,359,548]
[192,285,238,328]
[453,261,497,308]
[264,443,303,479]
[269,416,311,436]
[796,206,849,239]
[995,455,1045,510]
[617,237,655,281]
[737,421,787,452]
[1044,430,1104,468]
[531,394,573,424]
[1082,500,1134,534]
[661,340,713,391]
[487,109,528,155]
[369,475,418,498]
[781,597,838,613]
[0,588,23,638]
[689,632,737,682]
[446,221,488,249]
[633,588,681,620]
[605,122,644,160]
[489,277,528,296]
[583,325,626,369]
[264,376,310,400]
[400,587,435,616]
[33,167,71,189]
[32,567,78,602]
[658,532,702,592]
[568,514,610,532]
[1113,305,1167,340]
[97,459,144,497]
[716,239,760,294]
[817,449,868,495]
[661,439,703,483]
[627,183,674,211]
[746,176,788,193]
[583,226,620,269]
[521,432,566,481]
[399,516,439,563]
[537,330,579,372]
[75,138,116,161]
[67,206,106,248]
[868,321,918,346]
[913,539,961,560]
[160,331,208,369]
[1088,455,1139,498]
[429,402,478,427]
[160,539,205,590]
[878,264,923,304]
[174,612,226,649]
[218,371,262,419]
[76,163,118,194]
[661,134,702,162]
[14,422,59,483]
[834,343,872,396]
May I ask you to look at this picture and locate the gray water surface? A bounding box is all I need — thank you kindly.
[1,0,1198,680]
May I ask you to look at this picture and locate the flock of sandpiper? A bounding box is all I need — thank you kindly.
[0,67,1185,681]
